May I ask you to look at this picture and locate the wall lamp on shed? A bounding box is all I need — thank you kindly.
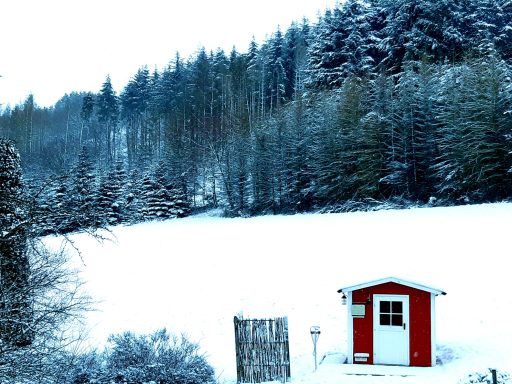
[341,292,347,305]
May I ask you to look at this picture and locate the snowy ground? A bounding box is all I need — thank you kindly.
[47,203,512,383]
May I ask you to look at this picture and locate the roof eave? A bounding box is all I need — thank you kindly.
[337,276,446,296]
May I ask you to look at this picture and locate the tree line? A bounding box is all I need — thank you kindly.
[1,0,512,232]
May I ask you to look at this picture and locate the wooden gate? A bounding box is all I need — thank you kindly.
[234,316,290,383]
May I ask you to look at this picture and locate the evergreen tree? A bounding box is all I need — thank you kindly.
[381,61,438,200]
[434,53,512,202]
[251,121,277,213]
[96,75,119,165]
[281,88,314,211]
[283,19,310,99]
[125,167,145,223]
[139,165,173,221]
[158,160,191,218]
[38,174,73,234]
[215,48,252,213]
[96,161,127,225]
[246,37,265,121]
[159,54,194,206]
[0,139,32,347]
[265,28,288,114]
[67,147,97,230]
[308,1,374,87]
[121,67,154,167]
[80,92,95,149]
[348,77,388,200]
[0,142,94,383]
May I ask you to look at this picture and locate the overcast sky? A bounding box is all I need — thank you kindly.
[0,0,338,109]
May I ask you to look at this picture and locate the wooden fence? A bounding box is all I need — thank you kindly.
[234,316,291,383]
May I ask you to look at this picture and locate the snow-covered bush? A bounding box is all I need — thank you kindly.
[69,329,215,384]
[459,369,511,384]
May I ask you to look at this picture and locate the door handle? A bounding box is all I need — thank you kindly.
[403,323,406,330]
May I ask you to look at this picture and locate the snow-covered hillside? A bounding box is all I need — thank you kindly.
[48,203,512,384]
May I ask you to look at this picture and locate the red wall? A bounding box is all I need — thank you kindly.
[352,282,432,366]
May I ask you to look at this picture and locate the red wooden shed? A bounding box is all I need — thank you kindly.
[337,277,446,367]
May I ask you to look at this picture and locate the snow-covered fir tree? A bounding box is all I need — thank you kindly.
[95,160,128,226]
[0,139,32,347]
[67,147,97,230]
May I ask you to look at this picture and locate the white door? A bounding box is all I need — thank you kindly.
[373,294,409,365]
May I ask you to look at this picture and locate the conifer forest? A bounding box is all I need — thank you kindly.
[1,0,512,233]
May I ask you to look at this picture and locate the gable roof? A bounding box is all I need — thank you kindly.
[337,276,446,296]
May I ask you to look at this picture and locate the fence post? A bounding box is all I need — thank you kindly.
[234,316,241,383]
[490,368,497,384]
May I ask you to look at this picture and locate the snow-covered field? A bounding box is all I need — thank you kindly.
[49,203,512,383]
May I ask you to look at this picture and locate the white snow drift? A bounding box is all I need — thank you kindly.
[47,203,512,384]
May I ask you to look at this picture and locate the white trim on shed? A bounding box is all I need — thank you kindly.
[431,292,437,366]
[347,291,354,364]
[337,276,446,296]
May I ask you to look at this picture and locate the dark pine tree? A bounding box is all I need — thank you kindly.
[139,170,170,221]
[96,75,119,166]
[0,139,33,347]
[96,160,128,225]
[67,147,98,230]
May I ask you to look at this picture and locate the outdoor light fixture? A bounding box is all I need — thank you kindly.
[341,292,347,305]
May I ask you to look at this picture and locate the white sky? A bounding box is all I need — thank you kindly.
[0,0,338,109]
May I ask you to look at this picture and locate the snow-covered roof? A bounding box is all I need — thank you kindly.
[337,276,446,296]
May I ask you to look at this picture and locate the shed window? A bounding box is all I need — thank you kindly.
[379,300,403,326]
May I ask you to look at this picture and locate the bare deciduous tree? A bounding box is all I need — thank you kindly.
[1,139,94,382]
